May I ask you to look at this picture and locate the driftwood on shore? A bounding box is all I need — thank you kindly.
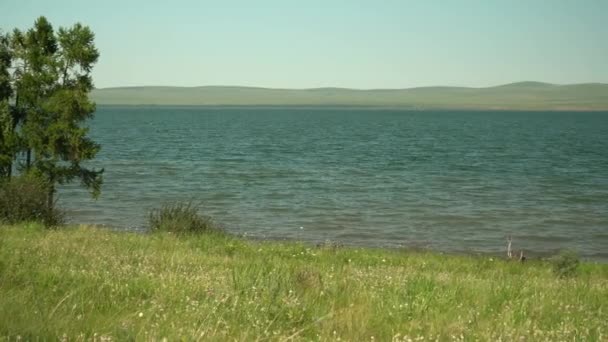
[506,235,526,262]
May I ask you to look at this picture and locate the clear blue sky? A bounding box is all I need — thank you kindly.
[2,0,607,89]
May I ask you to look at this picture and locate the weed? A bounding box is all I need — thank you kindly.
[148,201,219,234]
[551,250,580,278]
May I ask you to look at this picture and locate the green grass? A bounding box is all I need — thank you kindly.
[1,224,607,340]
[91,82,608,110]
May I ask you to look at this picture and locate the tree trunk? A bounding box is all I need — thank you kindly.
[26,149,31,170]
[47,184,55,211]
[13,94,20,175]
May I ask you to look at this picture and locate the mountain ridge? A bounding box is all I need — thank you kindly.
[91,82,608,110]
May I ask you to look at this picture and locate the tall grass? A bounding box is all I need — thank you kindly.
[0,224,606,340]
[551,250,581,278]
[148,201,219,234]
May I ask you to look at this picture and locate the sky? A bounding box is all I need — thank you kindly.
[1,0,607,89]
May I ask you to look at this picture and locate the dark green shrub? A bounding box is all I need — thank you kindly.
[551,250,580,278]
[148,201,219,234]
[0,174,64,227]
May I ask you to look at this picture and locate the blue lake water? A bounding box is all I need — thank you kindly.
[59,107,608,260]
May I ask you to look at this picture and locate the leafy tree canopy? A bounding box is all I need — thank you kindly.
[0,17,103,205]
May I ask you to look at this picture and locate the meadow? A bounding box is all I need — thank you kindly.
[1,223,606,340]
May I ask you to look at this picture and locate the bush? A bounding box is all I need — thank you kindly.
[0,174,64,227]
[149,201,219,234]
[551,250,580,278]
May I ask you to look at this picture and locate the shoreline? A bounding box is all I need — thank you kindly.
[65,220,608,263]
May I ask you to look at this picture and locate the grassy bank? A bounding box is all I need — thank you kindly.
[0,224,606,340]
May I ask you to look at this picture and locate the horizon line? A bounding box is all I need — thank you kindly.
[94,81,608,91]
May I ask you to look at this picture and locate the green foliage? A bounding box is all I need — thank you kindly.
[0,173,64,227]
[148,202,219,235]
[0,16,103,204]
[0,32,14,178]
[0,100,16,178]
[551,250,580,278]
[0,32,11,102]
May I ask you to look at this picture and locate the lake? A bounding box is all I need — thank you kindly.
[59,106,608,260]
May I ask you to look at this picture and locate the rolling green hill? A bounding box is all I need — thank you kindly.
[91,82,608,110]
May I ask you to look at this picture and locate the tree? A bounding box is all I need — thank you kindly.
[0,17,103,207]
[0,30,15,179]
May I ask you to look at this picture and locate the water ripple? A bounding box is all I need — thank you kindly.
[59,107,608,261]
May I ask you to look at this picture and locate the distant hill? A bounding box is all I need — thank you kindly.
[91,82,608,110]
